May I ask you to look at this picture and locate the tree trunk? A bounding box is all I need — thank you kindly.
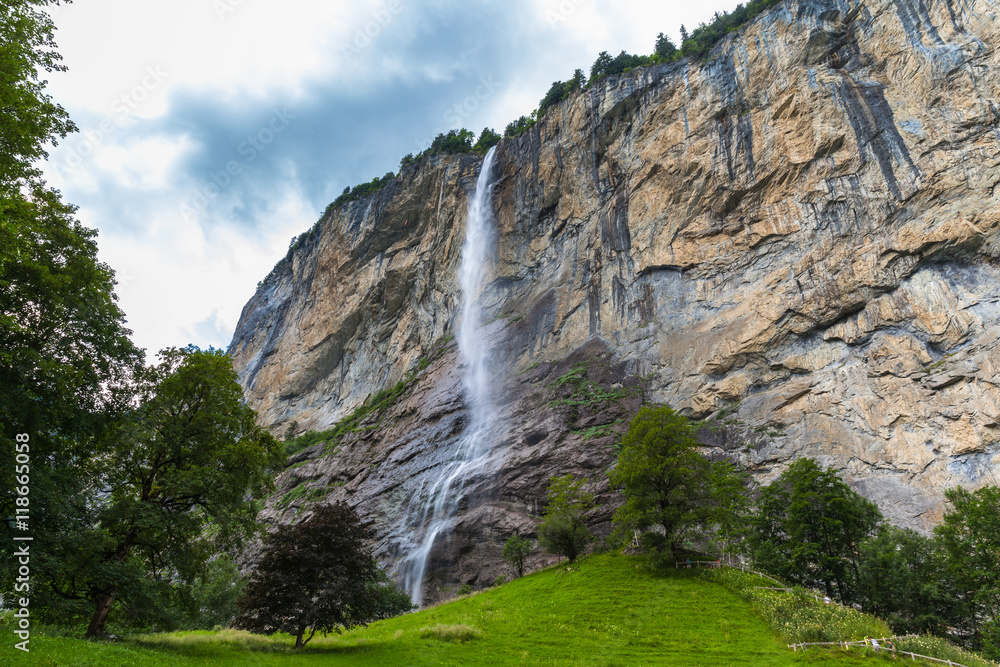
[85,590,115,637]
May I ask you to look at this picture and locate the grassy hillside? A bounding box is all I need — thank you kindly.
[0,552,968,666]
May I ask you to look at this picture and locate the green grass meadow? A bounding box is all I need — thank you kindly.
[0,552,968,666]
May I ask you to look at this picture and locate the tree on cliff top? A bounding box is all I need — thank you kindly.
[235,502,413,648]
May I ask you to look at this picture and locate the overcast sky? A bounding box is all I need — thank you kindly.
[41,0,742,357]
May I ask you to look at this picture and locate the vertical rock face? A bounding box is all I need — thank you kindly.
[230,0,1000,601]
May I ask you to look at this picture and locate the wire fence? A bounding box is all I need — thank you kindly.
[788,636,968,666]
[676,560,974,667]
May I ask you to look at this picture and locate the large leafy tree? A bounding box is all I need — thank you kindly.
[235,502,413,648]
[935,485,1000,658]
[0,0,146,622]
[609,406,747,558]
[41,347,283,636]
[748,458,881,601]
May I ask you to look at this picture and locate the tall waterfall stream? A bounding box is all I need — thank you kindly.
[399,147,499,605]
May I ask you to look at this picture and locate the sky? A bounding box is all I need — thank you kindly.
[41,0,743,358]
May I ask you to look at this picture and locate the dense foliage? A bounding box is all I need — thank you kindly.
[748,458,881,601]
[331,171,396,208]
[537,70,585,118]
[0,0,147,639]
[738,457,1000,660]
[0,0,77,192]
[935,485,1000,657]
[38,347,284,636]
[504,115,535,138]
[854,524,954,635]
[678,0,784,60]
[609,406,748,559]
[235,502,413,648]
[537,474,593,563]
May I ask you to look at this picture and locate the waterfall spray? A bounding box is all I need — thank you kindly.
[399,147,499,606]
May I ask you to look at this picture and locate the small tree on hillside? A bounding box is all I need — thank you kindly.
[609,405,748,559]
[235,502,413,648]
[502,535,532,577]
[538,474,593,563]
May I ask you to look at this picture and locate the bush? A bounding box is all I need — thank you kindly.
[708,568,889,644]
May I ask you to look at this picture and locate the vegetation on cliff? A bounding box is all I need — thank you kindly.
[258,0,790,290]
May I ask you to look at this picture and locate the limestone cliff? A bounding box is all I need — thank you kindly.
[230,0,1000,602]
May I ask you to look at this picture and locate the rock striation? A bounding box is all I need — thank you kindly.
[229,0,1000,602]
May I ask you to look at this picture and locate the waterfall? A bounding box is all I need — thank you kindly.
[399,146,498,606]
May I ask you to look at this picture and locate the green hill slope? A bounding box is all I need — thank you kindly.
[0,553,932,666]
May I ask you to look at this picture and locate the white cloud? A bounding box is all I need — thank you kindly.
[41,0,746,357]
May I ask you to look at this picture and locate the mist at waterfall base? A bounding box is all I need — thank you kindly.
[396,147,499,606]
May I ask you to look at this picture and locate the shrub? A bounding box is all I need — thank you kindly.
[708,568,889,644]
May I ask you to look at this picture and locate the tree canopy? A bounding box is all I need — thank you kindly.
[609,405,746,558]
[935,485,1000,657]
[0,1,150,632]
[235,502,413,648]
[37,347,284,636]
[748,458,881,601]
[0,0,77,192]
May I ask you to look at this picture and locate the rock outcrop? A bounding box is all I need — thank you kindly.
[229,0,1000,602]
